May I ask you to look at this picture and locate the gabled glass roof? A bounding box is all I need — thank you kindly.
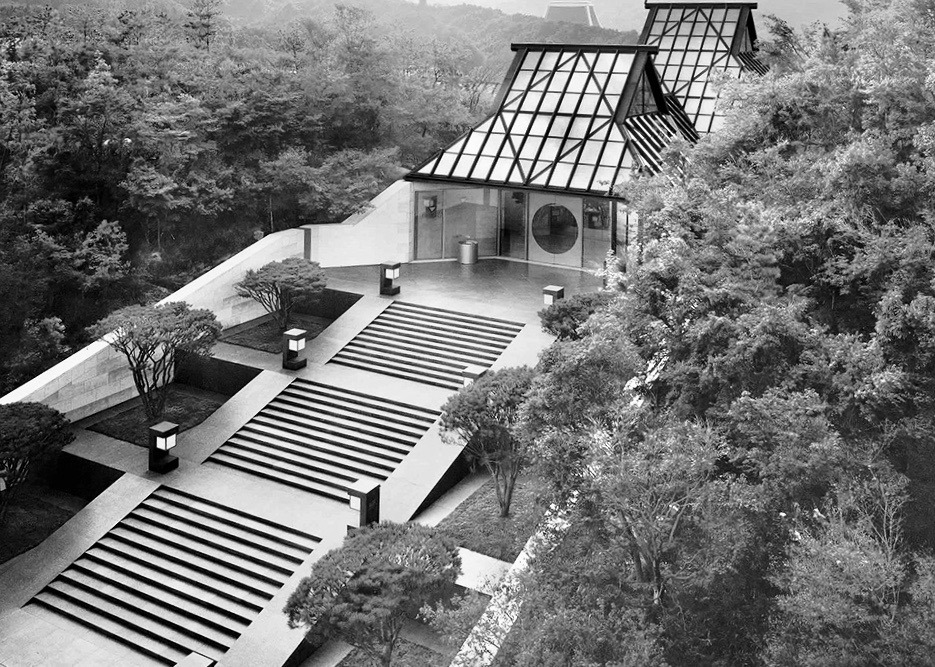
[409,45,695,196]
[640,2,767,133]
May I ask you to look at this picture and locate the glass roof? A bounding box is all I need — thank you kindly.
[640,3,767,134]
[411,45,694,195]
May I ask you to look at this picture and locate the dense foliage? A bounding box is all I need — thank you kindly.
[494,1,935,664]
[0,402,73,522]
[284,522,461,667]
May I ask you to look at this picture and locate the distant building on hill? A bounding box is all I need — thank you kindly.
[545,0,602,28]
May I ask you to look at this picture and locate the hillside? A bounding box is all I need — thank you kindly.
[423,0,849,32]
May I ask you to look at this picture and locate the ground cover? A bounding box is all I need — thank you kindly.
[88,383,227,447]
[221,313,333,354]
[0,480,86,564]
[437,475,548,562]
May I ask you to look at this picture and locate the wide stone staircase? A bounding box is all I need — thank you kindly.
[206,379,440,499]
[328,301,525,390]
[25,486,319,667]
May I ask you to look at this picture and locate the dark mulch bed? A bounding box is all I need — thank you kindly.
[88,383,227,448]
[437,475,548,562]
[340,639,446,667]
[0,481,86,564]
[222,313,334,354]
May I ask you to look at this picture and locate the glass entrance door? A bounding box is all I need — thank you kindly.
[415,191,443,259]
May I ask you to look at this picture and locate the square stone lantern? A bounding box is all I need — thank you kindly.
[543,285,565,306]
[347,479,380,531]
[380,261,401,296]
[462,364,487,387]
[282,328,308,370]
[149,421,179,474]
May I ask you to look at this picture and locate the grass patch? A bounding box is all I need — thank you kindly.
[0,481,85,564]
[88,383,227,448]
[340,639,445,667]
[222,313,333,354]
[437,475,548,562]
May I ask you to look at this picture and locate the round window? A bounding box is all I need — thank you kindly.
[532,204,578,254]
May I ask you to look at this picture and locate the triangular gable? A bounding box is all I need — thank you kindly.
[408,44,694,195]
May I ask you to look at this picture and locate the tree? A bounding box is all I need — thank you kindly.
[284,522,460,667]
[440,366,535,517]
[0,402,74,522]
[234,257,326,331]
[90,302,221,421]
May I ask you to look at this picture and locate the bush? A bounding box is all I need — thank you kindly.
[538,291,614,341]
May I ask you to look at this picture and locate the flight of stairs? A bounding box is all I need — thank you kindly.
[206,379,440,500]
[25,486,319,667]
[328,301,525,390]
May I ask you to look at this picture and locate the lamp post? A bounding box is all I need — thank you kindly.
[282,328,308,370]
[380,261,401,296]
[149,421,179,473]
[347,479,380,533]
[543,285,565,306]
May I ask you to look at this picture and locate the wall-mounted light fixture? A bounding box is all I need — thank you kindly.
[282,328,308,370]
[543,285,565,306]
[380,261,401,296]
[149,421,179,473]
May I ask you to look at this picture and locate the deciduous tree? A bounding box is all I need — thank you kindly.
[234,257,326,331]
[284,522,460,667]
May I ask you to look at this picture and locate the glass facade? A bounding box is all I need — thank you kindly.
[641,3,767,134]
[413,185,614,268]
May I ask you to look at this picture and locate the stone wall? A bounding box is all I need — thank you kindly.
[302,179,412,267]
[0,228,305,421]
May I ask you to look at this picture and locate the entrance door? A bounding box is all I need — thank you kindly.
[527,193,582,267]
[414,191,443,259]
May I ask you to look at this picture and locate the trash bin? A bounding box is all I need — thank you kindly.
[459,239,478,265]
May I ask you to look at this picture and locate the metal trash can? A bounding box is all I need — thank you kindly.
[458,239,479,265]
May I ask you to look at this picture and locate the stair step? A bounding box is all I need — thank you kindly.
[376,311,519,343]
[208,450,352,501]
[245,417,410,461]
[270,394,429,440]
[338,342,468,375]
[58,568,236,649]
[139,496,312,563]
[289,380,440,423]
[105,527,280,596]
[389,301,525,328]
[29,594,182,666]
[90,541,267,612]
[41,579,224,659]
[328,354,463,390]
[352,331,498,366]
[228,431,393,479]
[222,436,382,486]
[149,487,319,553]
[262,402,420,448]
[365,320,507,354]
[383,306,524,338]
[330,351,462,388]
[127,507,301,574]
[82,547,257,622]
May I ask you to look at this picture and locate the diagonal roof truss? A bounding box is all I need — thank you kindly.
[408,44,696,196]
[640,1,768,134]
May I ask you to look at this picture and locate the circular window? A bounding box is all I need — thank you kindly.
[532,204,578,254]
